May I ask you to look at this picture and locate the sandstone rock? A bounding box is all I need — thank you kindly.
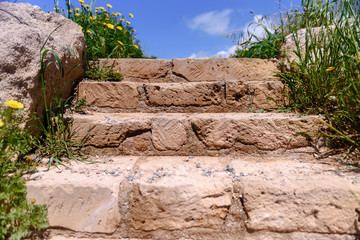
[151,118,187,151]
[0,2,85,129]
[191,113,322,150]
[230,160,360,235]
[251,81,285,108]
[26,158,131,233]
[279,26,336,69]
[143,82,223,107]
[99,59,171,80]
[172,58,279,81]
[78,82,139,108]
[71,113,152,147]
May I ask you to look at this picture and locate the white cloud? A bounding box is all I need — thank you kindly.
[215,45,238,58]
[239,15,276,42]
[187,9,233,35]
[188,51,211,58]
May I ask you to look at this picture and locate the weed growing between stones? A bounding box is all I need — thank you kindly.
[54,0,144,60]
[0,101,48,240]
[37,27,87,165]
[233,0,360,160]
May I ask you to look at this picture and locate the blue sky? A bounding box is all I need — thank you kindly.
[13,0,301,59]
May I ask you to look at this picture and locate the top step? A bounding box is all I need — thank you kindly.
[98,58,279,83]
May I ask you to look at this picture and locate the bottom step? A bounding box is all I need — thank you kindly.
[27,156,360,239]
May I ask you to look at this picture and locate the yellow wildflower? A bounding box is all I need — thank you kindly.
[75,13,80,16]
[326,66,335,72]
[95,7,99,10]
[53,8,59,11]
[79,25,83,30]
[99,7,105,10]
[133,44,139,49]
[245,48,249,51]
[104,28,106,31]
[116,26,123,31]
[133,29,136,32]
[106,18,110,20]
[107,4,112,8]
[103,22,106,25]
[86,30,91,33]
[126,21,130,24]
[111,13,116,16]
[107,23,115,29]
[117,12,121,16]
[4,100,24,109]
[95,10,98,13]
[75,8,79,11]
[31,199,36,204]
[0,119,4,127]
[118,40,123,45]
[139,44,142,47]
[67,10,72,13]
[79,0,84,3]
[120,18,124,21]
[84,4,90,8]
[129,13,134,18]
[116,70,120,74]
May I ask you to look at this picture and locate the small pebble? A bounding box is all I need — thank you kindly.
[196,163,201,168]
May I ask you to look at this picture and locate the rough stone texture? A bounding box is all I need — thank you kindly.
[26,156,360,239]
[78,82,139,108]
[71,113,151,148]
[151,118,187,151]
[99,58,171,80]
[143,82,223,107]
[26,158,136,233]
[71,112,323,155]
[191,113,323,151]
[77,80,285,112]
[279,26,335,70]
[0,2,85,126]
[172,58,279,81]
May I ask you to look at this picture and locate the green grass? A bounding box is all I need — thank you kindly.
[233,0,360,159]
[54,0,144,61]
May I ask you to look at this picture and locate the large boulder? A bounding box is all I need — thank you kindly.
[0,2,85,131]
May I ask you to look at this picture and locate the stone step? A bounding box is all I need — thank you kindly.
[77,80,285,113]
[70,112,324,156]
[27,156,360,239]
[98,58,279,83]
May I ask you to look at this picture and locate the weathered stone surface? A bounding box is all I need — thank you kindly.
[172,58,279,81]
[143,82,223,107]
[26,158,136,233]
[78,82,139,108]
[71,113,152,147]
[231,160,360,234]
[151,118,187,151]
[71,112,323,155]
[99,59,171,80]
[191,113,323,150]
[28,156,360,239]
[251,81,285,108]
[0,2,85,127]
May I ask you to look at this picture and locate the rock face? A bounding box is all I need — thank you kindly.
[26,156,360,239]
[0,2,85,128]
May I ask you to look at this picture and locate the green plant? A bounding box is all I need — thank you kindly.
[71,98,87,113]
[85,60,123,81]
[37,27,87,165]
[0,100,48,240]
[278,0,360,155]
[54,0,144,60]
[232,0,360,159]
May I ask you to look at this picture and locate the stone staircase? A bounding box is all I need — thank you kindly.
[26,58,360,240]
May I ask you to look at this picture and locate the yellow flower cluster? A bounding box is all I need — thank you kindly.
[107,23,115,30]
[129,13,134,18]
[5,100,24,109]
[107,4,112,8]
[326,66,335,72]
